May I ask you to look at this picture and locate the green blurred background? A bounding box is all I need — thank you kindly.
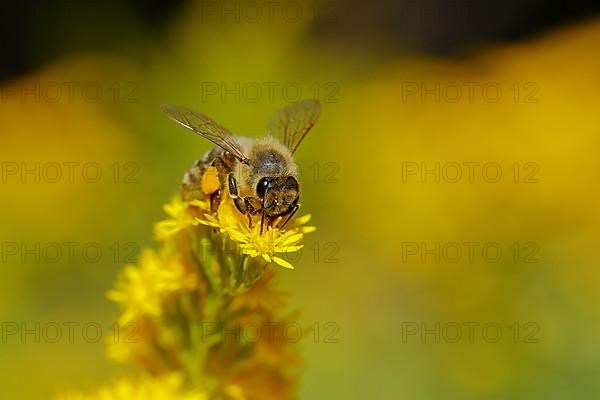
[1,0,600,398]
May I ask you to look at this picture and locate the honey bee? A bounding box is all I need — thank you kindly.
[160,100,320,234]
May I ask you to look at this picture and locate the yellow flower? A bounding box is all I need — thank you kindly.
[106,333,138,364]
[56,374,206,400]
[107,249,197,324]
[154,196,208,240]
[64,185,312,399]
[105,319,152,365]
[229,271,285,315]
[196,198,315,270]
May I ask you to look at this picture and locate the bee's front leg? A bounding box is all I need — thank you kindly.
[234,196,263,230]
[277,204,300,230]
[209,189,221,216]
[234,196,254,229]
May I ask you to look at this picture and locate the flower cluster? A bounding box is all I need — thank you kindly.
[57,374,205,400]
[60,194,314,399]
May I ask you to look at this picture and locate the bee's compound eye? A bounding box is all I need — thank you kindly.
[256,177,270,198]
[284,176,299,189]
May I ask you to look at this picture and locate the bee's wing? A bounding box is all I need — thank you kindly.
[266,99,321,154]
[160,104,250,164]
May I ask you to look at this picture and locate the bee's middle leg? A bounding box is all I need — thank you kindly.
[210,189,221,216]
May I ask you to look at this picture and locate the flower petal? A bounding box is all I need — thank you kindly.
[273,256,295,269]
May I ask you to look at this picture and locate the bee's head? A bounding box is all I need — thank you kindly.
[256,175,299,217]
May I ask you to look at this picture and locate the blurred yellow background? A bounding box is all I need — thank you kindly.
[1,0,599,398]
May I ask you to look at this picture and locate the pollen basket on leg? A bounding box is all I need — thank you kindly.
[201,165,221,195]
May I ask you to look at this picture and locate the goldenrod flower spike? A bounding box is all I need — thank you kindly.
[57,374,206,400]
[60,194,314,400]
